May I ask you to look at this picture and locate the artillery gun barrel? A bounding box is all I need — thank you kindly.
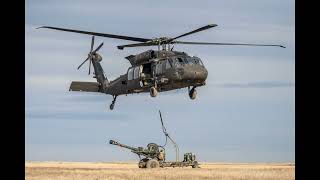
[109,140,138,151]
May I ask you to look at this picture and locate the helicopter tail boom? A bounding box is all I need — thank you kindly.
[91,59,109,87]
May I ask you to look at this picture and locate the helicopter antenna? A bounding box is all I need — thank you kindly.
[159,110,179,162]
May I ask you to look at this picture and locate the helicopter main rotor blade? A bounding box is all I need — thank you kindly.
[77,57,90,70]
[92,42,104,53]
[90,36,95,53]
[37,26,152,42]
[173,41,286,48]
[88,58,92,75]
[168,24,218,42]
[117,42,155,50]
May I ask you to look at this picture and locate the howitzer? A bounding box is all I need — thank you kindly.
[109,139,199,168]
[109,140,161,160]
[108,111,199,168]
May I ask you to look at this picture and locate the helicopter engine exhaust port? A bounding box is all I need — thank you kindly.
[189,87,197,100]
[150,87,158,97]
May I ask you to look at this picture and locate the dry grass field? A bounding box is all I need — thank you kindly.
[25,161,294,180]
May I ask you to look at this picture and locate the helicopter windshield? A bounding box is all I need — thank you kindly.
[169,57,204,67]
[184,56,204,66]
[193,57,204,66]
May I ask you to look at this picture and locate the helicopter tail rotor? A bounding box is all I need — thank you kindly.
[77,36,104,75]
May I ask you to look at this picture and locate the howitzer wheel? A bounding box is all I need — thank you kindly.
[138,158,149,168]
[192,161,200,168]
[146,159,160,168]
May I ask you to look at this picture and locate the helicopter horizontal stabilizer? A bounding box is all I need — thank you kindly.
[69,81,100,92]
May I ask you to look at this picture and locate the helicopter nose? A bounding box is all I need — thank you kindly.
[182,65,208,82]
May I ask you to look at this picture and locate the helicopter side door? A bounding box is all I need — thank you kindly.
[154,59,170,85]
[127,66,144,92]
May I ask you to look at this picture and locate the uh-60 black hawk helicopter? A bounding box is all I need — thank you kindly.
[38,24,285,110]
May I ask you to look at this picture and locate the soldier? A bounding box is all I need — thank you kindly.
[158,149,165,161]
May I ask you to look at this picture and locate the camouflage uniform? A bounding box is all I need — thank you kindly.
[158,150,165,161]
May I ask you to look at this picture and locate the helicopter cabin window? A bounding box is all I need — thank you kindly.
[133,66,140,79]
[155,62,163,75]
[127,68,134,80]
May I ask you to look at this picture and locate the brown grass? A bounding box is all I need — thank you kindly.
[25,161,295,180]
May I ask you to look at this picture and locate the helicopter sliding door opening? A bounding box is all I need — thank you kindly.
[141,63,152,87]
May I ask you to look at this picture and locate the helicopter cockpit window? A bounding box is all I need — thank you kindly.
[162,60,167,71]
[166,59,172,69]
[198,59,204,66]
[185,57,195,65]
[171,58,182,67]
[193,57,204,66]
[182,57,189,64]
[127,68,134,80]
[156,62,162,75]
[186,57,201,65]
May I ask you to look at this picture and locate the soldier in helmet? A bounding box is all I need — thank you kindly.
[158,149,165,161]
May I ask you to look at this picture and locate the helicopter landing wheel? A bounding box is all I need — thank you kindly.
[109,95,117,110]
[110,103,115,110]
[150,87,158,97]
[189,87,197,100]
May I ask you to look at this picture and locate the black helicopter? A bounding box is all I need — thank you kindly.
[38,24,285,110]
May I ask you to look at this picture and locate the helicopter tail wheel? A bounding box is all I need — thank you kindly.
[189,87,197,100]
[109,95,117,110]
[150,87,158,97]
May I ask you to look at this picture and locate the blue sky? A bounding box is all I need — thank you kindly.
[26,0,294,162]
